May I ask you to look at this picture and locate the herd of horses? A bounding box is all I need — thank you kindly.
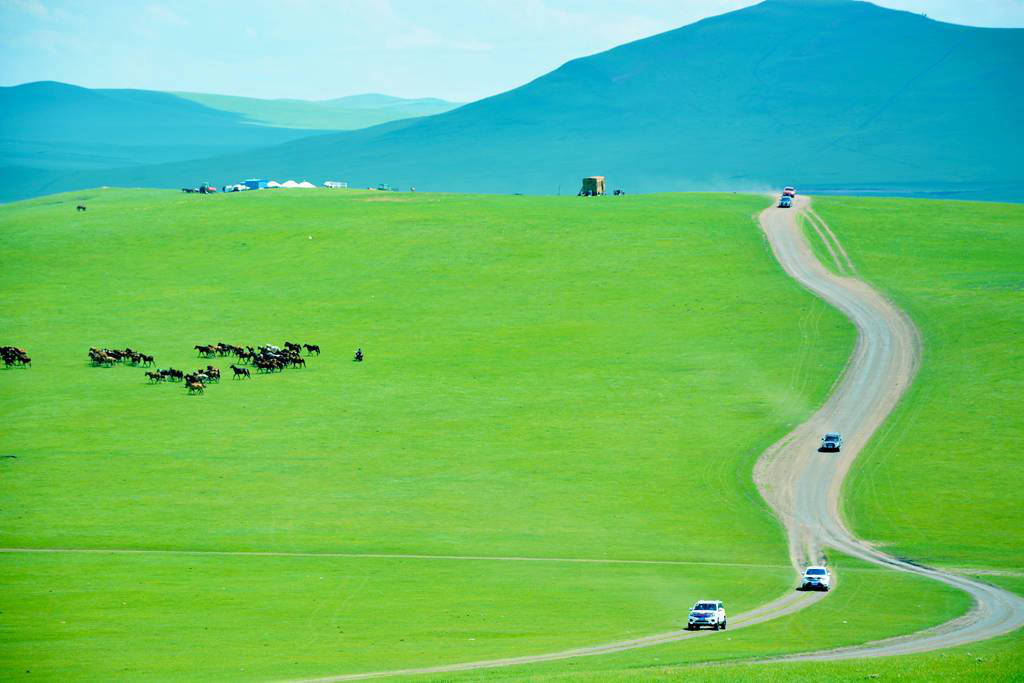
[2,346,31,368]
[135,341,321,395]
[9,341,337,396]
[88,347,155,367]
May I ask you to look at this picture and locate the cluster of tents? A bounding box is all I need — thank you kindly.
[223,179,320,192]
[268,180,317,189]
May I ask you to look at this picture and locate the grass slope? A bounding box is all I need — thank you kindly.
[434,550,970,681]
[38,0,1024,202]
[173,91,462,130]
[808,197,1024,571]
[0,189,855,678]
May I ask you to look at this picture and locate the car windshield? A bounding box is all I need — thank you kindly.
[825,435,839,441]
[806,568,827,575]
[694,603,718,611]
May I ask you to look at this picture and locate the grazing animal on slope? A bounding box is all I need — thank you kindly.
[76,205,86,212]
[146,371,164,383]
[303,344,320,355]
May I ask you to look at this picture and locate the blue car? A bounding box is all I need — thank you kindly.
[779,195,793,208]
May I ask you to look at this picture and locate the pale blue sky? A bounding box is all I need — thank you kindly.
[3,0,1023,101]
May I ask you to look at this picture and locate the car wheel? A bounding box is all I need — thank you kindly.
[722,620,727,630]
[713,623,720,631]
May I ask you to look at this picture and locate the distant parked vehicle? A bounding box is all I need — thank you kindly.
[687,600,726,631]
[800,566,832,591]
[820,432,842,452]
[779,195,793,208]
[783,186,796,197]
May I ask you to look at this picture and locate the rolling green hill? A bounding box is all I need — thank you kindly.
[18,0,1023,203]
[0,188,859,679]
[440,196,1024,681]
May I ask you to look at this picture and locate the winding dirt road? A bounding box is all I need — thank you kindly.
[752,196,1024,662]
[295,196,1023,681]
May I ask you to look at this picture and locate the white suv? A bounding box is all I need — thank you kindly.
[800,566,832,591]
[687,600,726,630]
[820,432,843,452]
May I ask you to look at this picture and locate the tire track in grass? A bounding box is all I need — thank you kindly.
[806,208,856,274]
[799,210,847,275]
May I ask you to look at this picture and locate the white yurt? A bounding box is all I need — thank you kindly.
[297,181,316,188]
[281,180,300,188]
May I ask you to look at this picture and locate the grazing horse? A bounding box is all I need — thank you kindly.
[303,344,320,355]
[354,348,363,362]
[291,357,306,368]
[161,368,184,381]
[230,364,251,379]
[140,353,155,366]
[146,371,164,383]
[187,381,205,395]
[195,344,216,357]
[76,205,87,212]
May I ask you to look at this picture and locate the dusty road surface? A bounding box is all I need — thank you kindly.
[293,196,1022,681]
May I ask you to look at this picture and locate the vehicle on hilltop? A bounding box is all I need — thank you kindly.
[800,566,832,591]
[821,432,843,452]
[779,195,793,208]
[783,186,796,197]
[687,600,726,630]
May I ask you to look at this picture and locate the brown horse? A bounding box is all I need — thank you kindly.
[187,381,205,395]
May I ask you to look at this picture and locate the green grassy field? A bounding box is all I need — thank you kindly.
[436,550,970,681]
[807,197,1024,572]
[433,196,1024,681]
[0,189,859,679]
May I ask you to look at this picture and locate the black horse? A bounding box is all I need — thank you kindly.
[303,344,320,355]
[354,348,363,362]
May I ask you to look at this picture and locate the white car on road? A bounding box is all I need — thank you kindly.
[800,566,832,591]
[821,432,843,452]
[687,600,726,630]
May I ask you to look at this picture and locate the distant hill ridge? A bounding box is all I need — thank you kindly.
[0,82,462,195]
[4,0,1023,202]
[171,91,463,129]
